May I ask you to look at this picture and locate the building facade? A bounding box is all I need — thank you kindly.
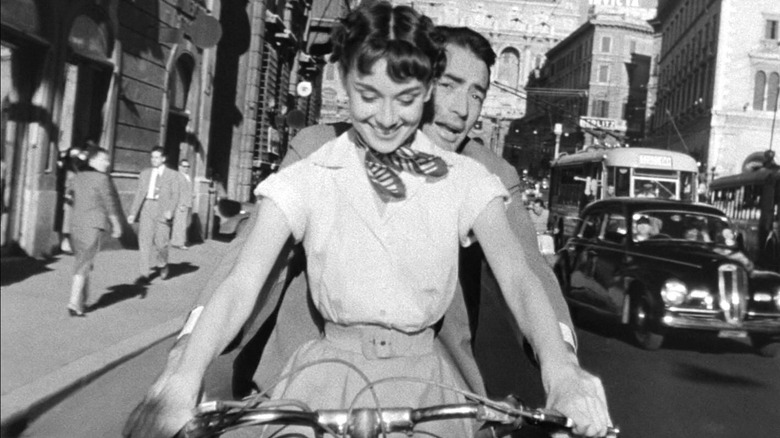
[510,5,657,178]
[646,0,780,180]
[1,0,222,258]
[1,0,339,258]
[319,0,589,158]
[209,0,339,203]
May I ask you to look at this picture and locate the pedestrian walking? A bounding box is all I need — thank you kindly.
[172,159,193,249]
[59,145,88,254]
[67,146,123,317]
[127,147,180,285]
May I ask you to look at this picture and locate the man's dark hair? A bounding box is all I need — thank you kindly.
[151,146,165,156]
[533,198,545,208]
[435,26,496,72]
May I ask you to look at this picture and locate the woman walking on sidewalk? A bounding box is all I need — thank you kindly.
[67,145,123,317]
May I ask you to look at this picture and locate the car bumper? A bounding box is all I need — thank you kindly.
[661,309,780,334]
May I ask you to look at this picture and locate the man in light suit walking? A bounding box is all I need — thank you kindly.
[127,147,180,284]
[171,159,193,250]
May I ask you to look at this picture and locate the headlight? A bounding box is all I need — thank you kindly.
[661,278,688,306]
[690,288,713,309]
[775,286,780,310]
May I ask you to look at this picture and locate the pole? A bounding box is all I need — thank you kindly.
[553,123,563,158]
[769,90,779,153]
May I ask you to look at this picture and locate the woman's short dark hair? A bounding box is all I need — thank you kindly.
[330,1,445,84]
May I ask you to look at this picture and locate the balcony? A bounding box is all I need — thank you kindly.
[305,0,347,55]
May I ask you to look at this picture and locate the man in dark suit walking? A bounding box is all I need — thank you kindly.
[127,147,180,284]
[171,159,193,250]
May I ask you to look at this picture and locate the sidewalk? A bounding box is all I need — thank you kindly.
[0,239,231,431]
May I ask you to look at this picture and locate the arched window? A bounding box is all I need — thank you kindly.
[767,72,779,111]
[753,71,766,110]
[170,55,194,112]
[497,47,520,88]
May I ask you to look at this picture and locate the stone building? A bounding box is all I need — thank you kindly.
[507,0,658,178]
[1,0,222,258]
[646,0,780,180]
[0,0,337,258]
[211,0,341,203]
[319,0,589,157]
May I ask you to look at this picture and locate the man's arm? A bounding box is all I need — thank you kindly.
[506,183,576,350]
[475,199,611,437]
[462,142,576,351]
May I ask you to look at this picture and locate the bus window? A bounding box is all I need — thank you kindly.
[681,172,696,201]
[615,167,630,196]
[708,167,780,272]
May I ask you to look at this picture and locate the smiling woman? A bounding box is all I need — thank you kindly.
[124,3,613,438]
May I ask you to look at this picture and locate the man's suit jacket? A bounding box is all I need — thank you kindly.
[70,170,123,231]
[128,166,180,222]
[177,172,193,209]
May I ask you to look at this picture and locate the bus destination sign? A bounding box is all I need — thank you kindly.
[638,154,673,168]
[579,116,627,131]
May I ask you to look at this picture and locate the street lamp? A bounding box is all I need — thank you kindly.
[553,123,563,158]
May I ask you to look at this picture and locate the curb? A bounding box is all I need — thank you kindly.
[0,315,186,433]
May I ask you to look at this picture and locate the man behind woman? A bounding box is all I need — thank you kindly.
[125,2,611,437]
[66,145,123,316]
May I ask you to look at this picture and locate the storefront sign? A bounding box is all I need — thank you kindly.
[579,116,627,131]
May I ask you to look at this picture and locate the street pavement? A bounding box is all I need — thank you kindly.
[0,239,231,433]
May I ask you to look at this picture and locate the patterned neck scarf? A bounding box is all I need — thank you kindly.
[352,130,448,200]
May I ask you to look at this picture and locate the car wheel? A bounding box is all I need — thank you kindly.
[631,295,664,350]
[750,334,780,358]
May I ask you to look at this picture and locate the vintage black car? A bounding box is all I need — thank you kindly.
[553,198,780,356]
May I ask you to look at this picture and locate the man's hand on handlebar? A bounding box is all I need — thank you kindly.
[543,362,612,437]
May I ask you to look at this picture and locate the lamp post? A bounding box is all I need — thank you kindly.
[553,123,563,159]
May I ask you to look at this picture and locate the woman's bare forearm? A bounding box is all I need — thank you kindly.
[174,200,293,384]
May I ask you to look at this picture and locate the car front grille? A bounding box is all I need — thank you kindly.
[717,263,748,324]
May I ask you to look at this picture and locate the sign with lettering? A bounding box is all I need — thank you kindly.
[589,0,657,20]
[579,116,627,131]
[638,154,673,168]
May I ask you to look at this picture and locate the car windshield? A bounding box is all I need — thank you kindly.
[631,210,737,248]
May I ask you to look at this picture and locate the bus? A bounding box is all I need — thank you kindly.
[709,165,780,272]
[548,146,699,249]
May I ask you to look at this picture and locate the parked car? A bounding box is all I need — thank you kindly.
[553,198,780,357]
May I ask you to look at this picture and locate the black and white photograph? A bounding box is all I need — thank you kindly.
[1,1,778,437]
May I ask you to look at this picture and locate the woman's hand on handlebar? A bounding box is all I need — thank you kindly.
[543,362,612,437]
[122,373,199,438]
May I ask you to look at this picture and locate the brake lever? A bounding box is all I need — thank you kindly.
[481,397,620,438]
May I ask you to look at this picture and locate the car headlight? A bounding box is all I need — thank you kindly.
[661,278,688,306]
[690,288,713,309]
[775,286,780,310]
